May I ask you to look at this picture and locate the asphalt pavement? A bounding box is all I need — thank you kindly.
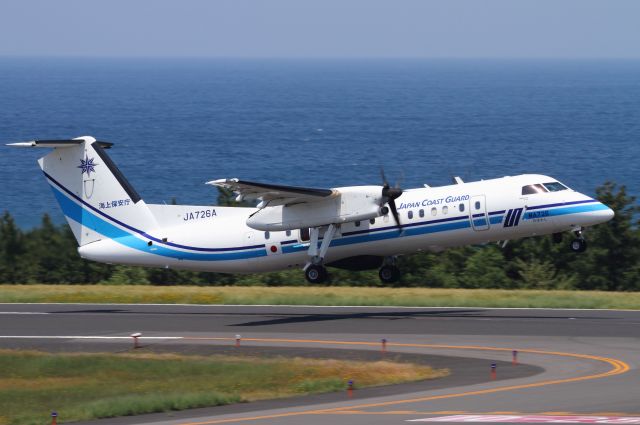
[1,304,638,425]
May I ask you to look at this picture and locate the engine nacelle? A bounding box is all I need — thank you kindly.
[246,186,384,231]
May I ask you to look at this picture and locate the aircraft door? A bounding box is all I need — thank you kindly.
[470,195,490,231]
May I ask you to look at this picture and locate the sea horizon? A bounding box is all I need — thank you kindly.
[1,57,638,228]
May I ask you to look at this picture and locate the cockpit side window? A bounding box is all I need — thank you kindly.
[522,184,548,195]
[543,182,569,192]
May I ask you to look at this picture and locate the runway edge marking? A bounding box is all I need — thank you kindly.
[2,302,640,312]
[177,337,630,425]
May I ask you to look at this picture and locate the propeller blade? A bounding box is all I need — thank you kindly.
[380,166,403,231]
[388,197,402,231]
[380,167,389,189]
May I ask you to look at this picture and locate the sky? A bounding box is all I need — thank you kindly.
[1,0,639,59]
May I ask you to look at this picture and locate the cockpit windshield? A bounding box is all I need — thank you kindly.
[521,184,548,195]
[543,182,569,192]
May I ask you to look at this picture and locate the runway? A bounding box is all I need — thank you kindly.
[1,304,639,424]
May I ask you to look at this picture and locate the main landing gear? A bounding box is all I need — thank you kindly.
[305,264,328,284]
[569,228,587,253]
[379,264,401,284]
[304,224,338,284]
[303,225,403,284]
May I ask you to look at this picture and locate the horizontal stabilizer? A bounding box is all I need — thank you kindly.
[7,137,113,149]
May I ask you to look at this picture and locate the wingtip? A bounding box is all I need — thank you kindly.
[6,141,36,147]
[206,178,239,186]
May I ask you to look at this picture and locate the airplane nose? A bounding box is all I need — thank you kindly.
[591,203,615,224]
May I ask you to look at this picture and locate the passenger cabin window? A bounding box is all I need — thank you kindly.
[355,221,361,227]
[442,206,449,215]
[522,184,548,195]
[300,228,310,242]
[419,209,424,218]
[431,207,437,216]
[459,203,465,212]
[264,231,270,240]
[370,218,375,225]
[285,230,291,237]
[475,201,481,210]
[408,210,413,219]
[543,182,569,192]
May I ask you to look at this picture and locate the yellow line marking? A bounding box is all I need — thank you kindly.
[327,410,423,415]
[178,337,630,425]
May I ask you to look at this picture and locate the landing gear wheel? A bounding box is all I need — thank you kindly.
[379,265,401,284]
[305,264,328,284]
[569,238,587,253]
[552,232,563,244]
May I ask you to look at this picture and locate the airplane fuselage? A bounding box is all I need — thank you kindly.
[76,174,613,273]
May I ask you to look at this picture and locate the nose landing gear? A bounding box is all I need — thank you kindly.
[569,228,587,253]
[570,238,587,253]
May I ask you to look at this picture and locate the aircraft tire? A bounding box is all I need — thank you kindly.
[569,238,587,253]
[305,265,328,284]
[379,265,401,284]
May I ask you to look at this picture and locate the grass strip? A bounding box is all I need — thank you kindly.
[0,350,446,425]
[0,284,639,309]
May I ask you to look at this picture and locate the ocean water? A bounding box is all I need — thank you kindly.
[0,58,638,228]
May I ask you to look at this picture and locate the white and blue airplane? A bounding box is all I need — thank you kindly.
[9,136,614,283]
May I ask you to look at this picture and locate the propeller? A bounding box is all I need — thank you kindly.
[380,168,404,231]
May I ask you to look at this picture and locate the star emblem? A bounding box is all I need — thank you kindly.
[78,155,99,177]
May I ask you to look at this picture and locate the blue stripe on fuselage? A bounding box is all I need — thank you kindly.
[522,202,607,221]
[50,184,267,261]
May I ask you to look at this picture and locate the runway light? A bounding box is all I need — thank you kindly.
[491,362,497,380]
[512,350,518,365]
[381,338,387,354]
[347,379,354,398]
[51,411,57,425]
[130,332,142,349]
[235,334,241,347]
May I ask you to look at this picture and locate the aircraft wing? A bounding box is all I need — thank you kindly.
[207,178,335,205]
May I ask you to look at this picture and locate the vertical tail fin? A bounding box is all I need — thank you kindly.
[9,136,158,246]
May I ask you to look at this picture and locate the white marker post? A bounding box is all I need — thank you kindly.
[131,332,142,349]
